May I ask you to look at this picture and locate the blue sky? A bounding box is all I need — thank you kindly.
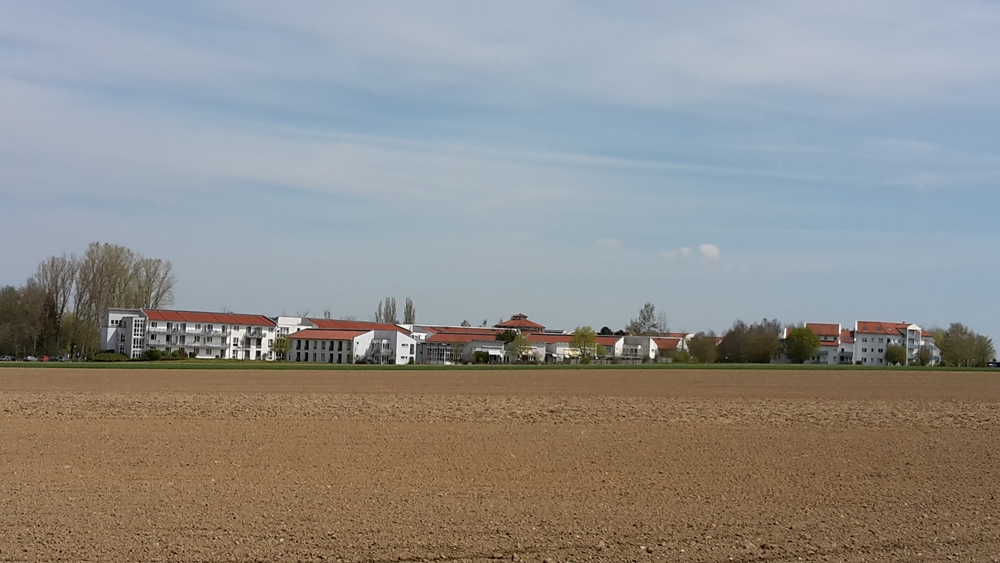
[1,1,998,337]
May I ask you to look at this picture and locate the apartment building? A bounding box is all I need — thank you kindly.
[287,318,416,364]
[853,321,940,366]
[101,309,278,360]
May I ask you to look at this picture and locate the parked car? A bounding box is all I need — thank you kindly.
[0,355,14,361]
[25,356,38,362]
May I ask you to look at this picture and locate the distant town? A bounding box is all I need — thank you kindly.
[3,243,995,367]
[101,307,964,367]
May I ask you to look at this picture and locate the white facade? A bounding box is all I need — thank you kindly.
[289,329,416,365]
[101,309,280,360]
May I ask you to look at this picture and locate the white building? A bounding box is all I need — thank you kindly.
[852,321,940,366]
[285,319,416,365]
[288,327,416,365]
[101,309,279,360]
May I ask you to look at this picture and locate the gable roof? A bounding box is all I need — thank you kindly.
[805,323,841,337]
[143,309,275,327]
[652,337,682,349]
[291,329,366,341]
[840,329,855,344]
[855,321,908,336]
[309,318,409,334]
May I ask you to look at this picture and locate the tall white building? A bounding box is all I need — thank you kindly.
[852,321,940,366]
[101,309,279,360]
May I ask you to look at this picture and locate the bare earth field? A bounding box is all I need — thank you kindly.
[2,368,999,562]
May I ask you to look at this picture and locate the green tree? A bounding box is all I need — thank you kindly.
[687,331,718,363]
[570,326,598,363]
[936,323,996,367]
[915,346,933,366]
[784,326,820,364]
[272,335,292,360]
[495,330,517,344]
[718,319,782,363]
[507,332,533,363]
[884,345,907,366]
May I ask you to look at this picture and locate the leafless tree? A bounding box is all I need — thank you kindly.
[403,297,416,325]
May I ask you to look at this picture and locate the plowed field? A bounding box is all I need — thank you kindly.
[2,368,999,562]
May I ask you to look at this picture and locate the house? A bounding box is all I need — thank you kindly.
[853,321,940,366]
[777,323,842,364]
[287,318,416,365]
[839,329,855,364]
[414,325,505,364]
[101,308,279,360]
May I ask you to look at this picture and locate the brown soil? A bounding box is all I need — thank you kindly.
[2,368,999,562]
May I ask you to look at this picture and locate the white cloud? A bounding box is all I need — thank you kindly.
[663,246,692,260]
[699,244,721,262]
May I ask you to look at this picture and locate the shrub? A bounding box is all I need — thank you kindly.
[672,350,692,363]
[471,351,491,364]
[142,349,163,361]
[92,352,129,362]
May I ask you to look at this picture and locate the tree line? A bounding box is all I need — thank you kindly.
[0,242,176,359]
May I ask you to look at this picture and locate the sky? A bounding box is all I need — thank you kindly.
[1,1,998,338]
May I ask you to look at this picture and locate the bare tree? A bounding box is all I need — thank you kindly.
[130,258,175,309]
[626,302,663,336]
[383,297,398,324]
[71,242,175,356]
[374,301,384,323]
[403,297,416,325]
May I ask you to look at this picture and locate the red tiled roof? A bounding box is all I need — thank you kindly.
[652,337,682,349]
[805,323,840,337]
[291,329,366,341]
[309,319,409,334]
[820,341,839,347]
[143,309,275,326]
[840,329,855,344]
[595,336,622,346]
[856,321,908,335]
[495,314,545,331]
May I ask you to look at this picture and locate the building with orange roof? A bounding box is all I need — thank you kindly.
[286,326,416,365]
[102,308,278,360]
[853,321,939,366]
[494,313,545,333]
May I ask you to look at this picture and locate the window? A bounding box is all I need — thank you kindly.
[151,322,157,328]
[195,324,201,330]
[878,348,883,353]
[878,338,883,343]
[410,344,415,354]
[862,337,868,342]
[862,348,867,353]
[312,353,317,361]
[296,340,301,350]
[322,341,326,350]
